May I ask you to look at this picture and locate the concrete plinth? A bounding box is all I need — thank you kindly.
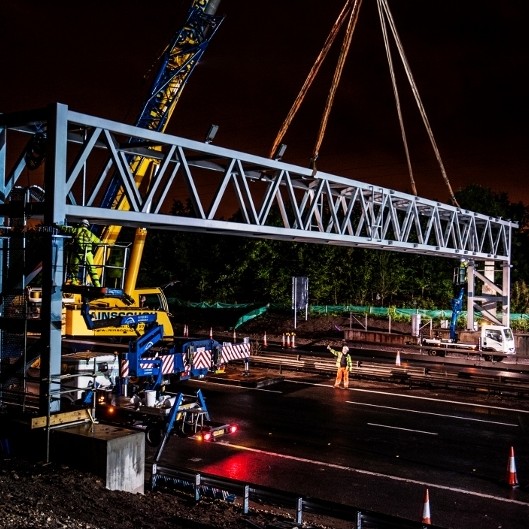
[52,423,145,494]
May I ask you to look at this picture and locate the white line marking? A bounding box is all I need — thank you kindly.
[227,443,529,506]
[286,379,529,414]
[367,422,438,435]
[346,400,518,427]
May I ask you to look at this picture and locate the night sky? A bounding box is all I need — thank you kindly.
[1,0,527,206]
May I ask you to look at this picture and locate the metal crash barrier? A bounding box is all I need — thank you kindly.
[150,465,444,529]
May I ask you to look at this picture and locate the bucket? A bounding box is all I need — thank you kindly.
[145,390,157,407]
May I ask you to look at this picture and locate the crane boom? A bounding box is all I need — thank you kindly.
[96,0,224,294]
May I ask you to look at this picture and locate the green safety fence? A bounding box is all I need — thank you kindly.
[168,298,529,329]
[233,305,270,329]
[169,299,257,309]
[310,306,529,326]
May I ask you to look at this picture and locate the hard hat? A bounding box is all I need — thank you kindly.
[81,219,90,227]
[342,346,349,353]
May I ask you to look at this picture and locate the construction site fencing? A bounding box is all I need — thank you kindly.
[169,299,529,331]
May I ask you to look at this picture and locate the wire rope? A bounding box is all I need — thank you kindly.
[379,0,459,206]
[268,0,356,160]
[377,0,417,196]
[270,0,460,207]
[311,0,364,172]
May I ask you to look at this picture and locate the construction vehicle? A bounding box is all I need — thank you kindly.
[81,296,248,447]
[421,324,516,359]
[22,289,250,446]
[25,278,176,339]
[97,385,239,447]
[420,266,516,359]
[85,326,245,447]
[23,334,245,447]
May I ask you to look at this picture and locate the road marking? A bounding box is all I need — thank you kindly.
[349,386,529,414]
[227,443,529,506]
[347,401,518,427]
[366,422,438,435]
[287,379,529,414]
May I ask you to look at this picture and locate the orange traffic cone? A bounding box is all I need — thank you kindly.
[291,333,296,348]
[263,332,268,348]
[421,487,431,524]
[396,350,401,366]
[506,446,519,487]
[286,333,291,348]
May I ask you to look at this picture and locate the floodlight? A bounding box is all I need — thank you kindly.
[273,143,287,160]
[204,124,219,144]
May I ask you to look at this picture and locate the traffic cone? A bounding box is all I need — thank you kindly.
[282,333,286,347]
[291,333,296,348]
[396,350,401,366]
[209,327,213,339]
[506,446,519,487]
[183,324,188,337]
[233,329,237,343]
[263,332,268,348]
[421,487,431,524]
[286,333,291,348]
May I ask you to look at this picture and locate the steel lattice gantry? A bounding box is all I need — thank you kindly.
[0,103,518,323]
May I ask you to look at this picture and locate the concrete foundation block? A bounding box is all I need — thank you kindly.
[52,423,145,494]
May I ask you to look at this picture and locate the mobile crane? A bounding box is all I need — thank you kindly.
[2,0,235,432]
[15,0,225,341]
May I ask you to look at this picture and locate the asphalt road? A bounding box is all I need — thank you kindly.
[147,369,529,529]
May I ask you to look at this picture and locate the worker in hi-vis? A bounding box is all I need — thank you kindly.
[55,219,101,287]
[327,344,353,389]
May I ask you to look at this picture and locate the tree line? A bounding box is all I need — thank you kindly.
[139,185,529,314]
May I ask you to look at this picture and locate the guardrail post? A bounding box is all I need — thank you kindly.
[242,485,250,514]
[194,473,201,502]
[296,497,303,525]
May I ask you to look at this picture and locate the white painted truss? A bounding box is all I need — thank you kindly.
[0,104,518,328]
